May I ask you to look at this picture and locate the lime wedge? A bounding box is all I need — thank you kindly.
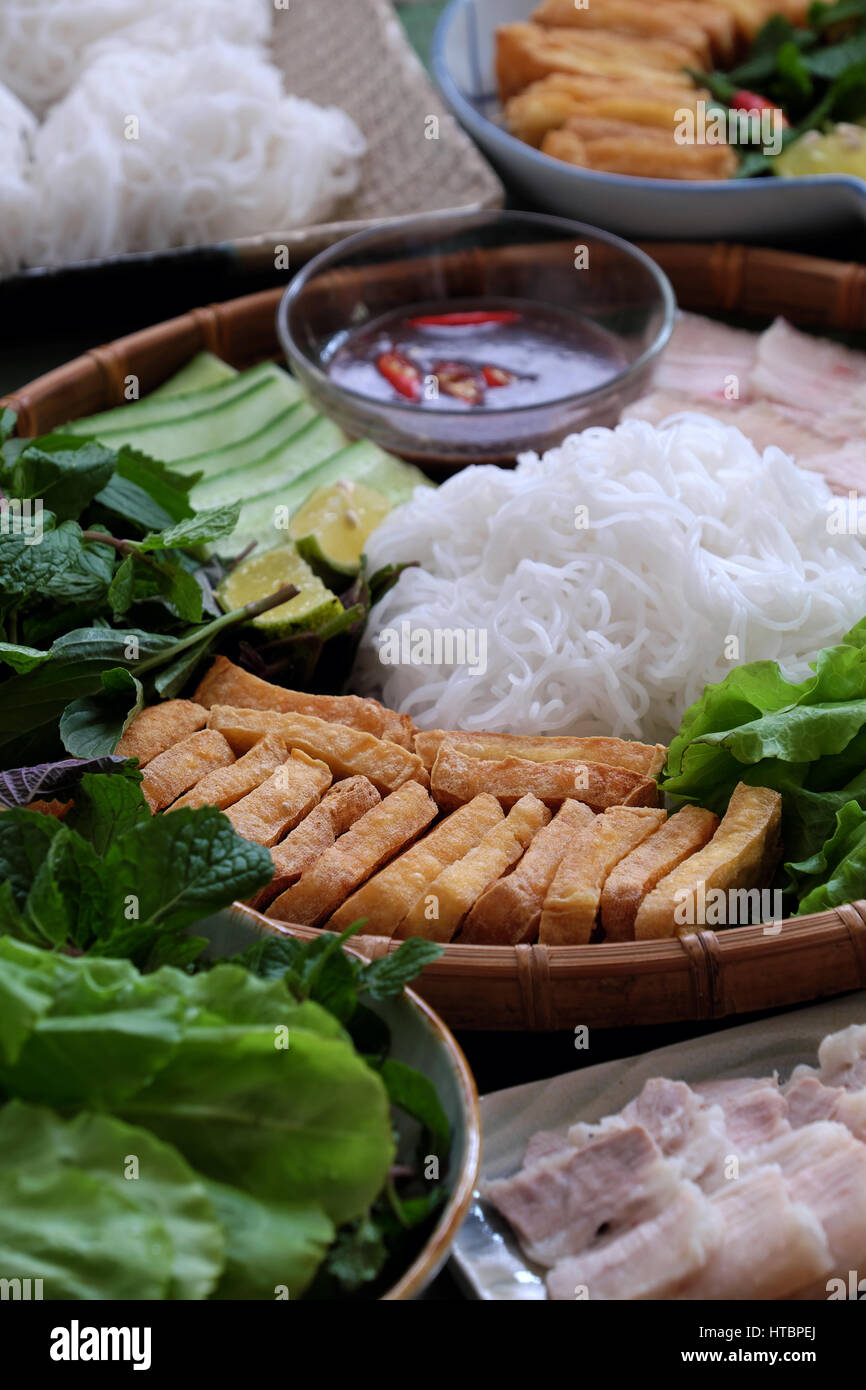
[217,543,344,634]
[775,125,866,179]
[289,479,393,578]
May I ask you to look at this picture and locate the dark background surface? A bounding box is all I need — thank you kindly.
[2,0,864,1299]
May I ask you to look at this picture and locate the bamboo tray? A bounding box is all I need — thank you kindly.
[5,241,866,1031]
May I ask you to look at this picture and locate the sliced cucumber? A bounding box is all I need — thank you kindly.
[190,415,346,511]
[149,352,237,399]
[64,362,293,437]
[172,399,318,480]
[81,375,305,462]
[213,440,430,559]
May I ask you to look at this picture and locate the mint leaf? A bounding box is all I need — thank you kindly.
[378,1057,451,1159]
[0,407,17,445]
[59,667,144,759]
[137,502,242,553]
[359,938,444,999]
[0,517,115,607]
[8,436,116,522]
[65,771,150,857]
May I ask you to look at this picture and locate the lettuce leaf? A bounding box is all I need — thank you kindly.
[0,1101,224,1299]
[205,1180,332,1300]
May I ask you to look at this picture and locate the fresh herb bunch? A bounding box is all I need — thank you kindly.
[692,1,866,177]
[0,769,274,968]
[0,413,408,766]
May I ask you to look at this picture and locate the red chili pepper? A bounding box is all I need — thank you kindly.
[433,360,485,406]
[730,89,788,126]
[376,349,422,401]
[408,310,521,327]
[482,364,516,388]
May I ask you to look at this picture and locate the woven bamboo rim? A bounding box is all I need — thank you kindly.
[6,242,866,1030]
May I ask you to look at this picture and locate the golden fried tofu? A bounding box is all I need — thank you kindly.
[267,780,437,926]
[634,784,783,940]
[600,804,719,942]
[248,776,382,910]
[699,0,810,40]
[507,75,708,147]
[115,699,206,767]
[462,798,596,946]
[395,794,551,944]
[539,806,666,945]
[531,0,738,64]
[415,728,665,778]
[21,798,71,820]
[141,729,235,813]
[206,705,426,793]
[168,733,288,811]
[329,794,505,938]
[193,656,414,747]
[431,743,658,813]
[224,749,331,847]
[496,23,700,100]
[542,119,739,179]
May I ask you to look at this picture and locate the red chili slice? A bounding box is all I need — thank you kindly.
[376,350,422,401]
[482,364,516,388]
[408,310,521,327]
[433,360,485,406]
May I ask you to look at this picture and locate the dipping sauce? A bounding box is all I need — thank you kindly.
[325,298,629,410]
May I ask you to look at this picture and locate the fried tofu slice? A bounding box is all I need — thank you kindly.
[542,120,739,180]
[431,743,658,813]
[115,699,206,768]
[168,733,288,811]
[395,794,551,943]
[539,806,667,945]
[206,705,426,793]
[507,75,708,147]
[248,776,382,910]
[634,783,783,940]
[224,749,332,847]
[267,780,437,926]
[329,794,505,938]
[530,0,738,64]
[462,798,596,946]
[496,23,699,100]
[415,728,665,778]
[193,656,414,747]
[600,804,720,942]
[140,729,235,813]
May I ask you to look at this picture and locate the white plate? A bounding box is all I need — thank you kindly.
[452,990,866,1300]
[432,0,866,241]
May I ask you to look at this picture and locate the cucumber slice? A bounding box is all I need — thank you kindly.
[172,399,318,480]
[212,441,431,559]
[80,375,304,462]
[64,362,294,437]
[149,353,237,399]
[189,415,346,511]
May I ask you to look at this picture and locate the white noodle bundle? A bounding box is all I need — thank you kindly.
[0,81,36,273]
[355,415,866,743]
[0,0,273,117]
[27,42,365,265]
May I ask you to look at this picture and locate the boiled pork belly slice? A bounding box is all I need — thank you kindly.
[651,311,758,401]
[546,1182,722,1302]
[752,317,866,415]
[480,1124,682,1268]
[671,1166,832,1300]
[575,1078,737,1191]
[814,1023,866,1092]
[783,1074,866,1143]
[753,1122,866,1297]
[692,1075,790,1151]
[521,1130,573,1167]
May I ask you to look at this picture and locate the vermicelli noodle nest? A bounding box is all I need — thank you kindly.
[355,415,866,743]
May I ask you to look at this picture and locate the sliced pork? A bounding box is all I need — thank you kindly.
[652,311,758,401]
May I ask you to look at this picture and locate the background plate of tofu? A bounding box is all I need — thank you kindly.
[453,990,866,1299]
[432,0,866,240]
